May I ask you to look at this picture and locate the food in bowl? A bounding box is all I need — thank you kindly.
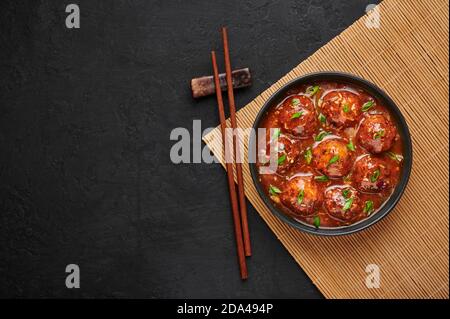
[255,80,405,228]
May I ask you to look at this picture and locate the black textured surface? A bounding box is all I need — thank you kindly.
[0,0,378,298]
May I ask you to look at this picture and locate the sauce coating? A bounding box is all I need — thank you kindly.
[257,81,404,228]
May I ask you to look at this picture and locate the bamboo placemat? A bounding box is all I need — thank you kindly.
[203,0,449,298]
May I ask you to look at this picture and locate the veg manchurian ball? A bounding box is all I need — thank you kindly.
[321,91,362,127]
[324,186,362,222]
[357,114,397,153]
[352,155,395,193]
[279,175,321,217]
[278,95,318,138]
[312,138,353,178]
[263,133,300,172]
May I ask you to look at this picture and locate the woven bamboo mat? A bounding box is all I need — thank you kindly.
[203,0,449,298]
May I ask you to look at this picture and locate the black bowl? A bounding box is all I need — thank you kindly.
[249,72,413,236]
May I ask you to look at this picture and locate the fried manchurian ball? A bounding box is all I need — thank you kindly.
[324,186,362,222]
[279,175,321,217]
[312,138,353,178]
[352,155,395,193]
[357,114,397,153]
[320,90,362,127]
[262,132,301,172]
[278,95,318,138]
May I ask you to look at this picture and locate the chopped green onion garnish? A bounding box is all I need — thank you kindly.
[297,189,304,205]
[269,185,282,196]
[277,154,286,165]
[362,100,375,112]
[307,85,320,96]
[291,111,304,119]
[314,175,329,182]
[343,103,350,113]
[363,200,374,215]
[313,216,321,228]
[304,148,312,164]
[342,189,350,198]
[386,151,404,162]
[291,98,300,106]
[343,197,354,211]
[370,169,380,182]
[318,113,326,124]
[347,139,355,151]
[373,129,385,139]
[328,155,339,165]
[315,131,329,142]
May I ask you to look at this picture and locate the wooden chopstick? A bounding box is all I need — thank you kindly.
[211,50,248,280]
[221,27,252,257]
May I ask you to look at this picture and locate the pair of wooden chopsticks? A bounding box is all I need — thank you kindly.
[211,27,251,280]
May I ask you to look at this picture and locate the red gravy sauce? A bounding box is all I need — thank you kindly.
[256,81,404,228]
